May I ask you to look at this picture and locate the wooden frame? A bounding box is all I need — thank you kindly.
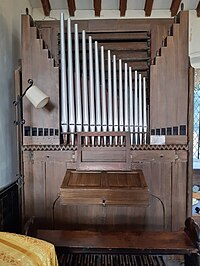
[76,132,131,171]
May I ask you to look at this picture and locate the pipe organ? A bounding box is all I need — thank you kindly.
[60,14,148,147]
[20,10,191,240]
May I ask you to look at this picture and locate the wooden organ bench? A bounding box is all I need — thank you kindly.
[36,217,200,266]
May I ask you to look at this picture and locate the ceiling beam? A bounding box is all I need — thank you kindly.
[67,0,76,17]
[119,0,127,17]
[144,0,154,17]
[197,1,200,17]
[170,0,181,17]
[41,0,51,16]
[93,0,101,16]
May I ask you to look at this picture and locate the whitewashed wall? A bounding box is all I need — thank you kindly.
[0,0,32,188]
[189,11,200,68]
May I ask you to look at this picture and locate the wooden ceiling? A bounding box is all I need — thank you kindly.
[35,0,200,17]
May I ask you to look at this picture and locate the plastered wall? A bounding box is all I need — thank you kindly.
[0,0,32,188]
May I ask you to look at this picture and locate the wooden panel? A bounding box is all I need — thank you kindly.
[82,149,126,162]
[24,158,46,224]
[140,161,172,231]
[21,15,59,145]
[23,150,188,231]
[171,161,187,230]
[0,182,20,233]
[66,172,101,187]
[45,160,67,227]
[60,170,149,206]
[150,11,189,131]
[165,136,187,145]
[131,150,176,162]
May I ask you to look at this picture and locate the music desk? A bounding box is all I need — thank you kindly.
[0,231,58,265]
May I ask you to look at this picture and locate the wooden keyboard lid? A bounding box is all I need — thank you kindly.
[60,170,149,206]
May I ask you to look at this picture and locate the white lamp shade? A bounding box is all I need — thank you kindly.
[25,85,49,108]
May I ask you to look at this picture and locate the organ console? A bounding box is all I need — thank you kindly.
[19,9,193,266]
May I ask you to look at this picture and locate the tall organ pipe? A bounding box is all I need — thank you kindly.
[113,55,118,145]
[82,30,89,145]
[89,36,95,145]
[67,18,75,145]
[107,50,113,145]
[124,63,129,133]
[129,67,134,145]
[74,24,82,134]
[138,74,143,144]
[143,77,147,144]
[134,71,138,145]
[119,59,124,145]
[60,13,68,144]
[94,41,101,145]
[101,46,107,145]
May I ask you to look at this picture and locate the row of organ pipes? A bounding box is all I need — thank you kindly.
[60,13,148,146]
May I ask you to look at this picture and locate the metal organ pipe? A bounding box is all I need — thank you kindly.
[107,50,113,145]
[74,24,82,134]
[82,30,89,145]
[129,67,134,146]
[101,46,107,145]
[119,59,124,145]
[134,71,139,145]
[124,63,129,133]
[113,55,118,145]
[94,41,101,146]
[60,13,68,144]
[143,77,147,144]
[88,36,95,145]
[138,74,143,144]
[67,18,75,145]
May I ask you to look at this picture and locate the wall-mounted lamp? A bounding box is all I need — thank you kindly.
[13,79,49,230]
[25,79,49,108]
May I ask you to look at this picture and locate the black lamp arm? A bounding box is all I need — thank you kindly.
[13,79,33,106]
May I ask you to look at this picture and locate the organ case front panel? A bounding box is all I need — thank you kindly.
[21,12,190,232]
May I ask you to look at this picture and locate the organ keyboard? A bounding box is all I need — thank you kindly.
[57,253,166,266]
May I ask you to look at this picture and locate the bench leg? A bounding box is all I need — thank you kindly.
[185,253,200,266]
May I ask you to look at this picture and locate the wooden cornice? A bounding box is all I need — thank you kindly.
[197,1,200,17]
[119,0,127,17]
[41,0,51,16]
[144,0,154,17]
[170,0,181,17]
[67,0,76,17]
[93,0,101,17]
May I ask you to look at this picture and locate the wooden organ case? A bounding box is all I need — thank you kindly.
[19,10,191,240]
